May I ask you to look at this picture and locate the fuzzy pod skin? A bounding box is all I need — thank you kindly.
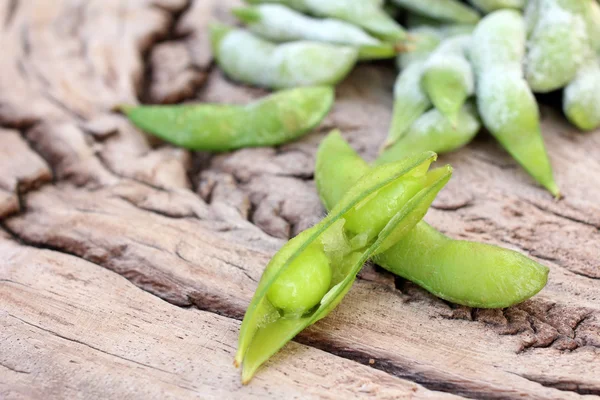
[468,0,525,13]
[210,25,358,89]
[233,5,397,61]
[470,10,559,197]
[236,146,451,383]
[585,0,600,54]
[315,131,549,309]
[391,0,481,23]
[245,0,406,42]
[421,35,474,122]
[525,0,589,93]
[376,103,481,165]
[563,57,600,131]
[122,86,334,151]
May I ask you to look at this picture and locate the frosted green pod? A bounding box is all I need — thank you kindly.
[233,5,397,61]
[421,35,474,121]
[564,58,600,131]
[391,0,480,23]
[315,131,549,309]
[245,0,406,41]
[121,86,334,151]
[236,146,451,383]
[384,62,432,149]
[376,103,480,164]
[210,25,358,89]
[525,0,589,92]
[470,10,559,197]
[585,0,600,53]
[468,0,525,13]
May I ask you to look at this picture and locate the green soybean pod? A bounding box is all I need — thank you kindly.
[421,34,474,122]
[397,26,441,69]
[376,103,481,165]
[563,57,600,131]
[233,4,397,60]
[245,0,407,42]
[468,0,525,13]
[391,0,480,23]
[121,86,334,151]
[525,0,589,92]
[210,24,358,89]
[585,0,600,54]
[470,10,560,197]
[236,147,452,383]
[315,131,549,309]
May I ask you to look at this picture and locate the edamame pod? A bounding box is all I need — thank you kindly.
[397,26,441,69]
[210,24,358,89]
[315,131,549,309]
[233,5,397,61]
[468,0,525,13]
[391,0,480,23]
[376,103,480,165]
[245,0,407,42]
[237,146,452,382]
[525,0,589,92]
[421,35,474,122]
[121,86,334,151]
[585,0,600,54]
[470,10,559,197]
[563,57,600,131]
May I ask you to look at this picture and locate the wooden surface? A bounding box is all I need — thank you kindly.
[0,1,598,399]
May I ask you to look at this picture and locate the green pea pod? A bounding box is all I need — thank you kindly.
[237,146,452,383]
[120,86,334,151]
[245,0,407,42]
[391,0,481,23]
[467,0,525,13]
[316,131,549,309]
[563,57,600,131]
[232,5,397,61]
[210,24,358,89]
[421,34,474,122]
[470,10,559,197]
[525,0,589,92]
[376,103,480,165]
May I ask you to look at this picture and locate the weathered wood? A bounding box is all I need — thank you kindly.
[0,0,598,398]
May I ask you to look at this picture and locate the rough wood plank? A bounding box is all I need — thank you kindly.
[0,234,457,400]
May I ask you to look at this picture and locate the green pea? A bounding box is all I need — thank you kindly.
[121,86,334,151]
[237,141,451,383]
[563,57,600,131]
[210,24,358,89]
[266,243,332,315]
[470,10,559,197]
[525,0,589,93]
[315,131,549,309]
[376,103,480,164]
[421,34,474,122]
[391,0,481,23]
[467,0,525,13]
[233,4,397,61]
[245,0,407,42]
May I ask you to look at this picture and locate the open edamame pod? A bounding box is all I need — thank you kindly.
[421,34,474,123]
[525,0,589,93]
[233,4,397,61]
[391,0,480,24]
[237,145,452,383]
[121,86,334,151]
[245,0,406,42]
[376,102,480,165]
[564,57,600,132]
[470,10,560,197]
[210,24,358,89]
[468,0,525,13]
[316,131,549,309]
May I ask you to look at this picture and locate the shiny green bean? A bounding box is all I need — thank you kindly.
[316,131,549,309]
[121,86,334,151]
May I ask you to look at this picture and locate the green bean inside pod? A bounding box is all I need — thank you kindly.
[120,86,334,151]
[315,131,549,310]
[236,145,452,383]
[210,24,358,89]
